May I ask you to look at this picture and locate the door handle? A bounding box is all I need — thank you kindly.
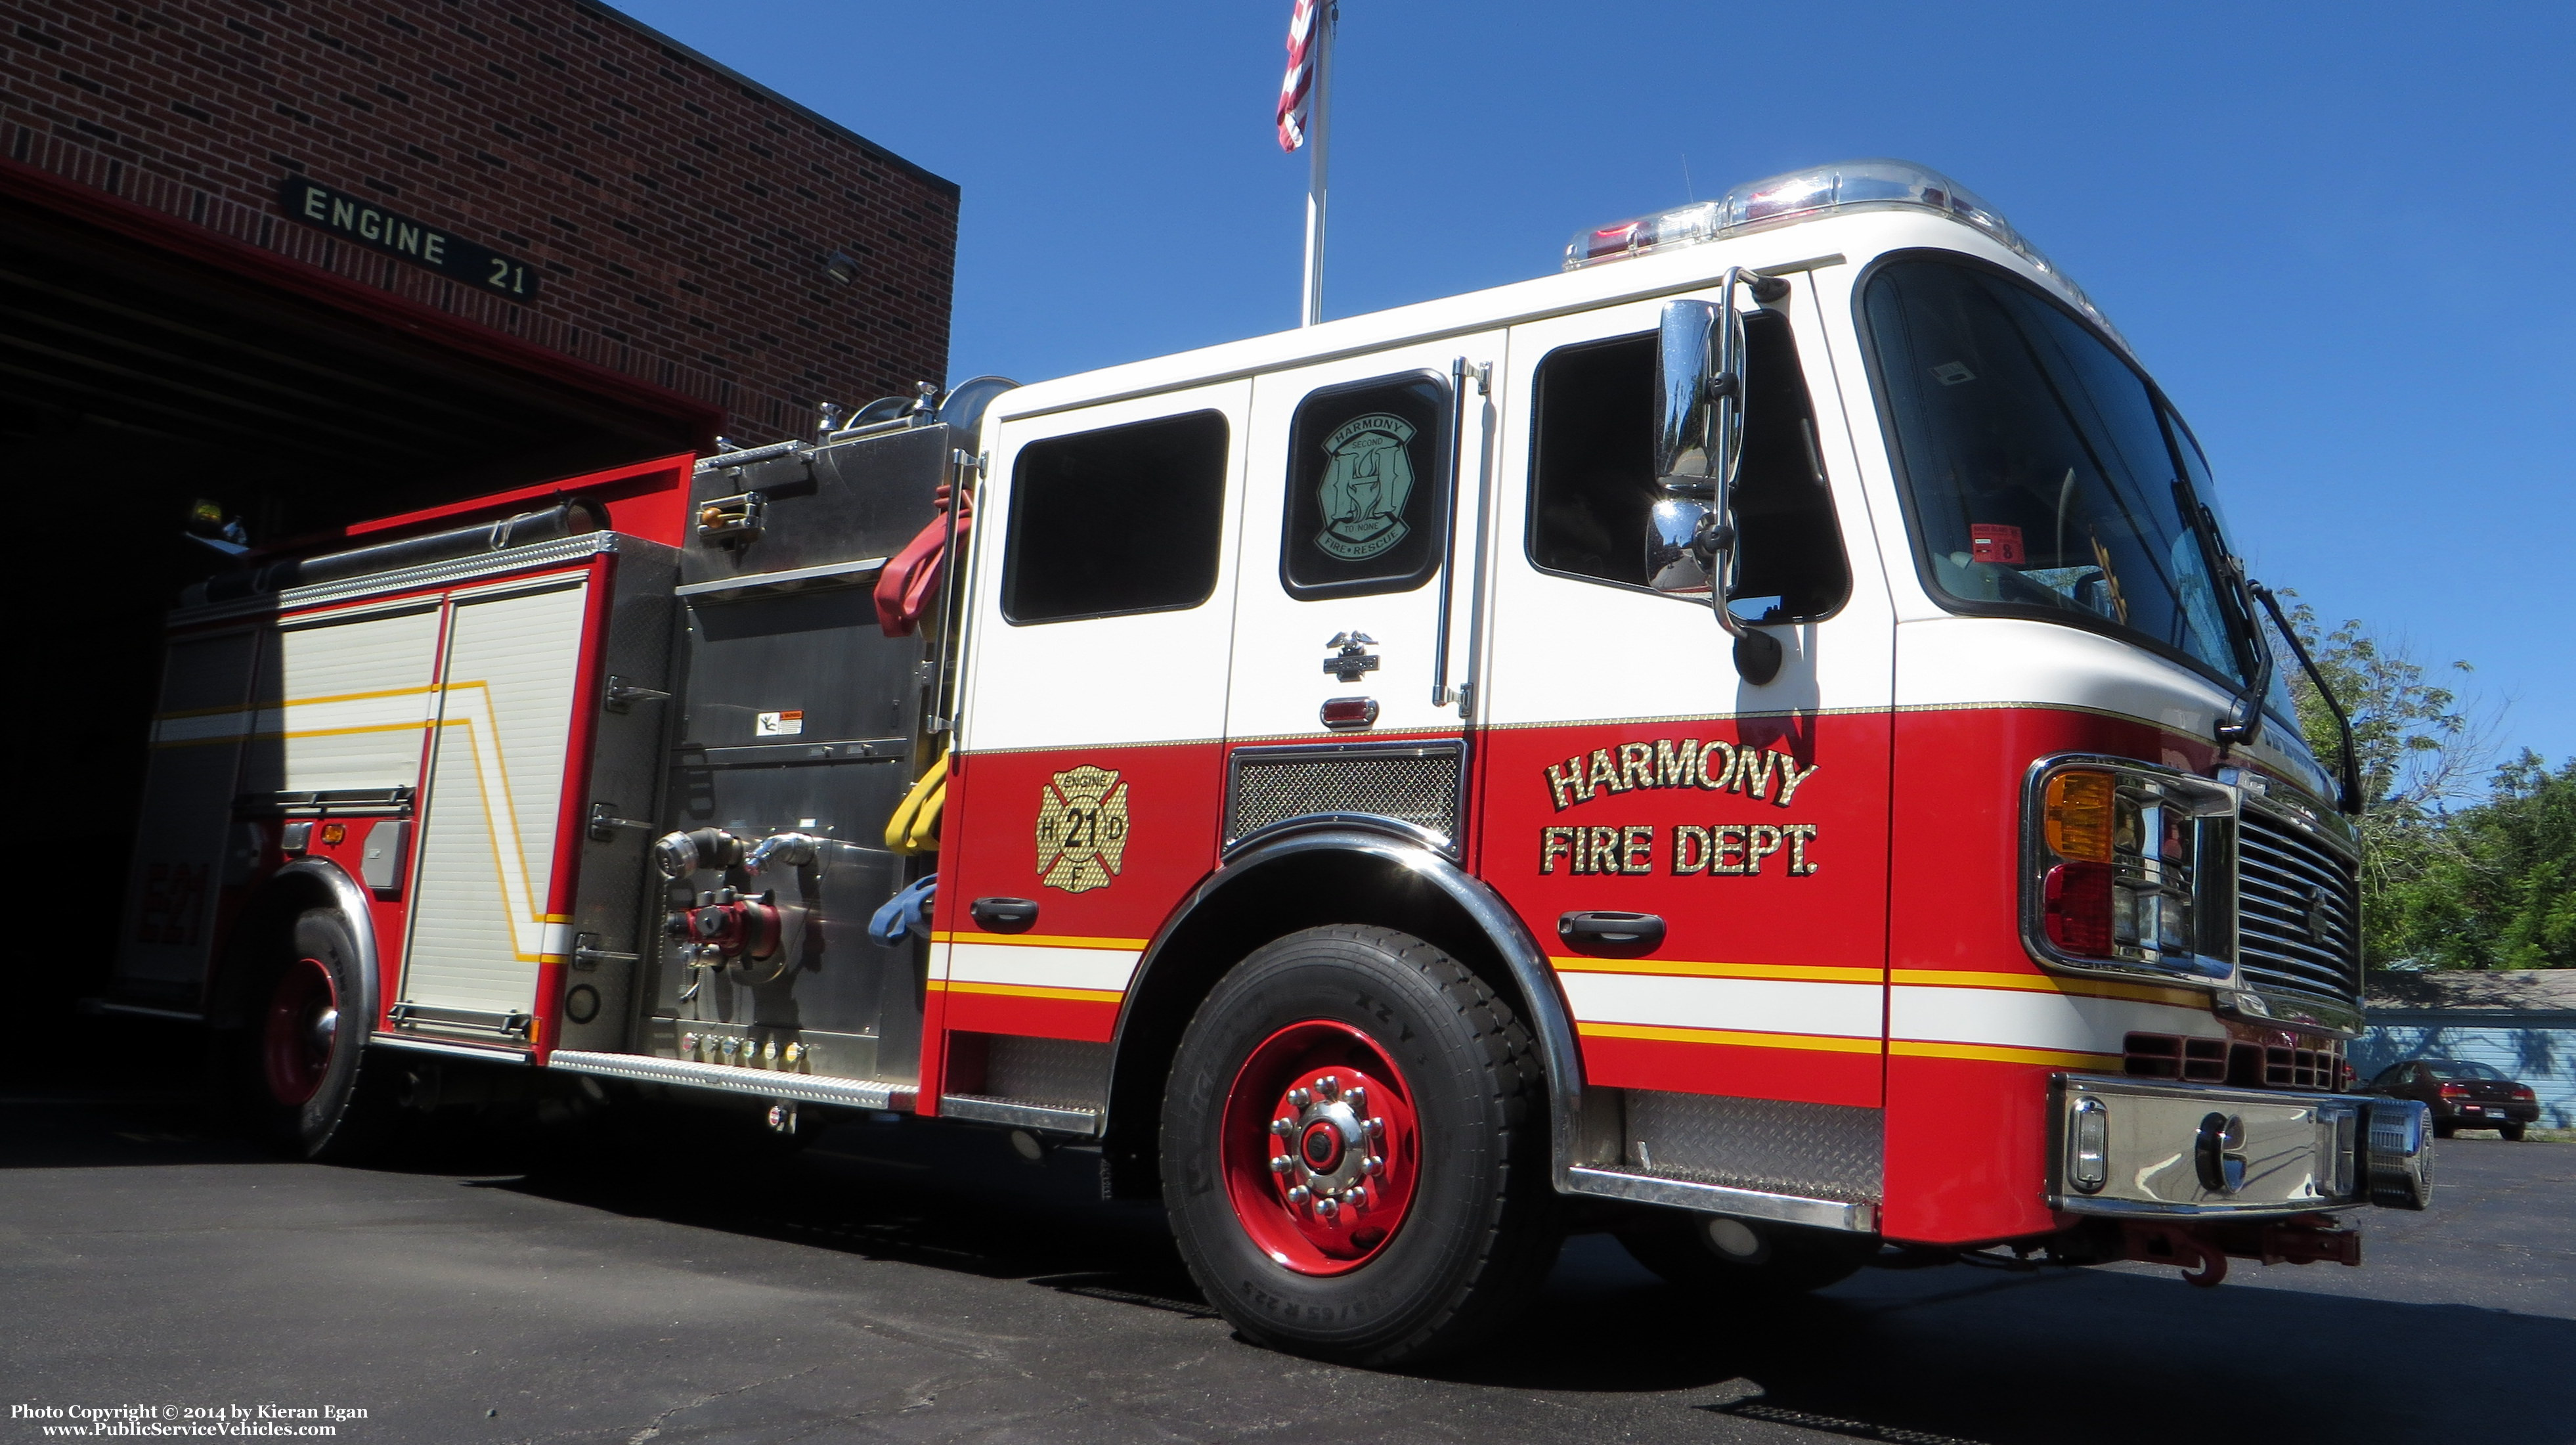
[970,897,1040,934]
[1557,910,1666,954]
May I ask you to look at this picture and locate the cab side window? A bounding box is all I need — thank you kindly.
[1279,373,1453,600]
[1002,410,1230,625]
[1527,313,1849,619]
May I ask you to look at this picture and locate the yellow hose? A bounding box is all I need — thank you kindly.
[885,747,949,854]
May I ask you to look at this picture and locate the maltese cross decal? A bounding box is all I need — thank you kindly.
[1035,765,1130,894]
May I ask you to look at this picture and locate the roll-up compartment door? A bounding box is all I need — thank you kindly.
[397,576,592,1034]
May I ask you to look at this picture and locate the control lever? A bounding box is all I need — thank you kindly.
[1557,910,1667,955]
[588,803,655,842]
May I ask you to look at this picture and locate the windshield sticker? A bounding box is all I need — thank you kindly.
[1970,523,2025,564]
[1931,360,1976,386]
[1313,413,1417,561]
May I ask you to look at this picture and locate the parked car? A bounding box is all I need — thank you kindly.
[2367,1059,2542,1140]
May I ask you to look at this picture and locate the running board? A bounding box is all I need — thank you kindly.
[1563,1165,1879,1234]
[546,1050,913,1111]
[938,1094,1102,1136]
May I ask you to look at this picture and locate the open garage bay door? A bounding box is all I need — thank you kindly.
[1,179,717,1023]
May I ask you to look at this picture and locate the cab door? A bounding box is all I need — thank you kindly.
[1221,334,1502,851]
[936,382,1250,1077]
[1477,273,1896,1113]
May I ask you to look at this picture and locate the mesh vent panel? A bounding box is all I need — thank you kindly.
[1227,745,1462,845]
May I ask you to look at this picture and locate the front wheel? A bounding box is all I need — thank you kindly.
[1160,925,1559,1366]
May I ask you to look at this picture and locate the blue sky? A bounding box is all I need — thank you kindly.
[620,1,2575,773]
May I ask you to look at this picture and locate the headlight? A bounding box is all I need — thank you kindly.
[2024,756,2237,985]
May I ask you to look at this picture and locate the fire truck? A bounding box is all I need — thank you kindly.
[110,159,2433,1366]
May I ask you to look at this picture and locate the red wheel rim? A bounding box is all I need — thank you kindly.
[261,957,339,1107]
[1219,1019,1422,1276]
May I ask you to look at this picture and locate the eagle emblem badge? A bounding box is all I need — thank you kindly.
[1314,412,1416,561]
[1035,765,1130,894]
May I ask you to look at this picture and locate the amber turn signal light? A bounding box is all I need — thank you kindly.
[2043,769,2116,862]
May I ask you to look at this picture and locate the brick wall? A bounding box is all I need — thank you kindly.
[1,0,957,444]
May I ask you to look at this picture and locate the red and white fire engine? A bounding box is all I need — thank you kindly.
[112,160,2432,1365]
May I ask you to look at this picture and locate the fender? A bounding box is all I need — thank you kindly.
[1106,820,1589,1189]
[269,858,382,1043]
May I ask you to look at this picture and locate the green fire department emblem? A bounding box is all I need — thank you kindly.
[1313,413,1416,561]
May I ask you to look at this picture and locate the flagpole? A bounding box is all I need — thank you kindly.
[1299,1,1334,327]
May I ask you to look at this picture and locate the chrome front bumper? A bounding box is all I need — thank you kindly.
[2051,1074,2432,1216]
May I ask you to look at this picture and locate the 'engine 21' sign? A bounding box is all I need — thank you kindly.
[278,177,540,303]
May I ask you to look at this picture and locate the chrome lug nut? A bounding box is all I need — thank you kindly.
[1317,1196,1340,1218]
[1286,1185,1309,1204]
[1345,1086,1364,1111]
[1361,1155,1382,1175]
[1317,1075,1340,1099]
[1270,1117,1294,1136]
[1270,1155,1294,1174]
[1288,1088,1311,1108]
[1347,1186,1367,1209]
[1362,1117,1384,1137]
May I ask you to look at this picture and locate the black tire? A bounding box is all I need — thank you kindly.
[1618,1211,1878,1295]
[243,908,399,1161]
[2433,1121,2456,1139]
[1160,925,1560,1366]
[2499,1123,2526,1142]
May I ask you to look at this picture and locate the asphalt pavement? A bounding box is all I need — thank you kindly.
[5,1067,2571,1445]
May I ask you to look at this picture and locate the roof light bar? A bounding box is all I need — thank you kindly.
[1565,158,2123,347]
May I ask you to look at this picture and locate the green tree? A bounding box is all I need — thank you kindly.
[2271,600,2575,968]
[2266,600,2483,964]
[2378,753,2576,969]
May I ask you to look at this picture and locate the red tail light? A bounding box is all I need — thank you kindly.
[2514,1084,2536,1100]
[2043,862,2114,956]
[2437,1083,2468,1098]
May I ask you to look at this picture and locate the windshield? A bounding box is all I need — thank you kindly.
[2422,1060,2509,1082]
[1865,257,2254,682]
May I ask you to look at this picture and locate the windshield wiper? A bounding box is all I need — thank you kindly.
[2244,581,2363,816]
[2168,476,2272,749]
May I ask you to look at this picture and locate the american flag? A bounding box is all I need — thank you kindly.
[1276,0,1322,152]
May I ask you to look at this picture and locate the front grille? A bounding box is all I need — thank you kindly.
[2124,1031,2348,1091]
[2124,1032,2229,1081]
[1227,741,1464,850]
[2234,803,2361,1005]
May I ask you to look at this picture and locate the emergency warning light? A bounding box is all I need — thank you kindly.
[1565,158,2123,347]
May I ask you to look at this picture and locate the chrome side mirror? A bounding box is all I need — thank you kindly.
[1653,299,1726,493]
[1646,496,1718,594]
[1648,278,1782,684]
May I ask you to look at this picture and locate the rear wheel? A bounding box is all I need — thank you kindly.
[2499,1123,2526,1142]
[2434,1120,2457,1139]
[1618,1212,1878,1295]
[251,908,396,1161]
[1160,925,1558,1366]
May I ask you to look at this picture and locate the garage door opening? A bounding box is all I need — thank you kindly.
[4,185,718,1023]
